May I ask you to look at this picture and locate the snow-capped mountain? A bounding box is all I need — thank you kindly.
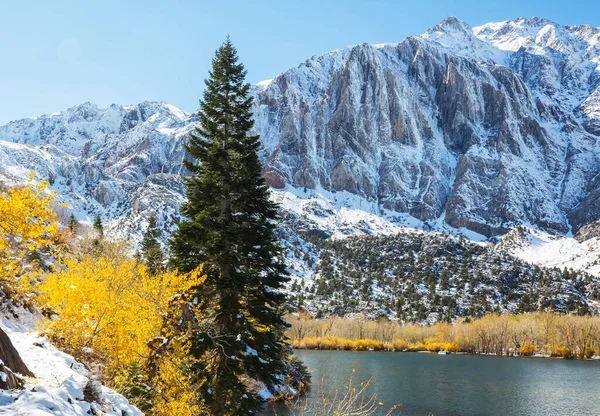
[0,101,193,241]
[1,16,600,308]
[253,16,600,237]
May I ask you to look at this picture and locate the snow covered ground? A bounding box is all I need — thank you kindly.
[0,313,142,416]
[275,184,600,279]
[498,227,600,275]
[272,185,488,241]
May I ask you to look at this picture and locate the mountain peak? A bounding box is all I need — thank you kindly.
[425,16,473,36]
[419,16,504,62]
[440,16,472,31]
[521,16,555,27]
[133,100,190,121]
[67,101,100,113]
[474,16,600,57]
[421,16,474,48]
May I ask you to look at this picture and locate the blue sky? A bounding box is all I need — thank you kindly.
[1,0,598,124]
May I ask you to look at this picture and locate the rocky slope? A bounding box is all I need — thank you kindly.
[253,16,600,237]
[0,101,192,242]
[0,311,142,415]
[289,230,600,321]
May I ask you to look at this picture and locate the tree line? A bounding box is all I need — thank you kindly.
[287,313,600,359]
[286,232,600,321]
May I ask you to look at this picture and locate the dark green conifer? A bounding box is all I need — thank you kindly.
[68,213,78,234]
[169,38,289,415]
[93,214,103,239]
[116,362,153,413]
[141,214,164,275]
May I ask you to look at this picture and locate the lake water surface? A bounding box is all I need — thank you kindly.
[267,350,600,416]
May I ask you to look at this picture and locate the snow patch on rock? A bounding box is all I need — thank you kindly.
[0,313,142,416]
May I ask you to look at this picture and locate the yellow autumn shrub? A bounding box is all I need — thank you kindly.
[441,342,458,353]
[299,336,321,349]
[145,336,205,416]
[423,337,442,352]
[518,341,537,356]
[387,339,408,351]
[353,338,384,351]
[319,336,353,350]
[353,339,369,351]
[419,337,459,353]
[0,175,59,300]
[36,241,207,414]
[553,345,572,359]
[337,337,355,351]
[406,342,426,352]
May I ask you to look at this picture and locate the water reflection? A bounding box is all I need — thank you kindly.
[266,351,600,416]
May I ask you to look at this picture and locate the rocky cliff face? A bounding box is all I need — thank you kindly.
[253,17,600,236]
[0,101,193,243]
[0,17,599,244]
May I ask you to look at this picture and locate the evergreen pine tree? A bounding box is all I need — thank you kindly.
[169,38,290,415]
[116,362,153,413]
[93,214,103,239]
[141,214,164,275]
[68,213,78,234]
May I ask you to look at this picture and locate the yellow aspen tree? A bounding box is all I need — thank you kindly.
[36,242,206,414]
[0,174,59,300]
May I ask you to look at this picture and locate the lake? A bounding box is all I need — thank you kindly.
[266,350,600,415]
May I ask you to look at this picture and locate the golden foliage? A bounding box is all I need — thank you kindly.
[552,346,572,359]
[0,175,60,300]
[0,179,208,412]
[144,336,205,416]
[287,312,600,359]
[353,339,385,351]
[517,341,537,356]
[36,240,207,414]
[388,339,408,351]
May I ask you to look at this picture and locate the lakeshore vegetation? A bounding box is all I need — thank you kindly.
[286,313,600,359]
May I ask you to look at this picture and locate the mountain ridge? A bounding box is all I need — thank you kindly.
[1,17,600,302]
[252,15,600,237]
